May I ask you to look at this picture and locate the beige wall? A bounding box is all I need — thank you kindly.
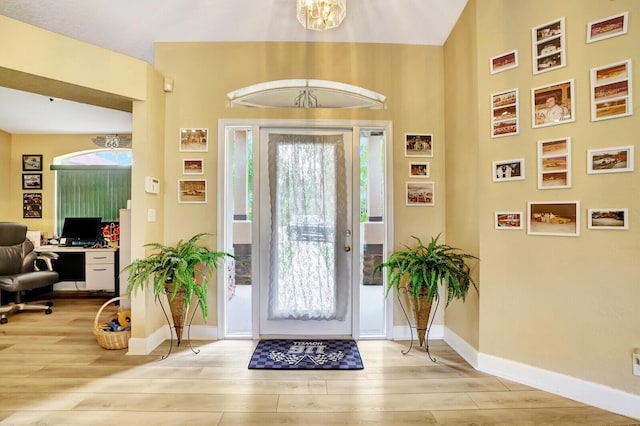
[154,42,448,325]
[447,0,639,394]
[443,0,481,349]
[0,131,10,219]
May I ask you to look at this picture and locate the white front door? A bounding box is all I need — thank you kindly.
[258,128,353,337]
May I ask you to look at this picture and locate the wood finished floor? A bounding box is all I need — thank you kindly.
[0,296,637,425]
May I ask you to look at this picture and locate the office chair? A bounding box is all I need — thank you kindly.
[0,222,59,324]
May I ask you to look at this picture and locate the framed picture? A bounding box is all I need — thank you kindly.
[528,201,580,237]
[406,182,434,206]
[179,128,208,152]
[532,79,575,128]
[590,59,632,121]
[493,158,525,182]
[587,146,634,174]
[178,179,207,203]
[587,12,628,43]
[23,193,42,219]
[490,49,518,74]
[409,162,430,178]
[587,208,628,230]
[22,154,43,171]
[22,173,42,190]
[531,17,566,75]
[404,134,432,157]
[537,137,571,190]
[495,212,524,230]
[491,88,519,138]
[182,159,204,175]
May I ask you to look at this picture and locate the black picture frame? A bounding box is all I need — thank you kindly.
[22,173,42,190]
[22,154,43,171]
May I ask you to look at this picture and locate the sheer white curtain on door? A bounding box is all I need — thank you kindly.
[267,133,349,320]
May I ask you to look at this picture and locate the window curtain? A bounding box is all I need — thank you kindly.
[267,133,349,320]
[55,167,131,234]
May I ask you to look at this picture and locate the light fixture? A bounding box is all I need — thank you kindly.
[92,134,132,149]
[297,0,346,31]
[294,90,318,108]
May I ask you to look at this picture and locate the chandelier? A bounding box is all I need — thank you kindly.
[297,0,346,31]
[92,134,132,149]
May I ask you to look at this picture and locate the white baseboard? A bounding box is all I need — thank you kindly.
[126,324,218,355]
[444,326,640,421]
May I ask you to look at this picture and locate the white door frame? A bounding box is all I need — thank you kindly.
[217,119,394,340]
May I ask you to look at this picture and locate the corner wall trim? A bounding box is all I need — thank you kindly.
[444,327,640,421]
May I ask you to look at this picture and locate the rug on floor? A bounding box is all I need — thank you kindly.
[248,339,364,370]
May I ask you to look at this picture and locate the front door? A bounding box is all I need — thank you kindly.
[258,128,353,337]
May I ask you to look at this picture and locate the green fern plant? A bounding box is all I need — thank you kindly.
[374,234,478,306]
[122,233,232,321]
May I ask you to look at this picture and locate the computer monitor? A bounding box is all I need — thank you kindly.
[61,217,102,245]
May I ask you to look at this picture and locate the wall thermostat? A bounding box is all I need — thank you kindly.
[145,176,160,194]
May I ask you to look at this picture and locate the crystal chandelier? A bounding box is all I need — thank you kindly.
[92,134,132,149]
[297,0,346,31]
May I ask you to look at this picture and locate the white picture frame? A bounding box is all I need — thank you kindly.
[586,12,628,43]
[409,162,430,178]
[404,134,433,158]
[587,208,629,230]
[178,179,207,203]
[491,88,519,138]
[590,59,632,121]
[587,146,634,174]
[493,158,525,182]
[406,182,434,206]
[182,159,204,175]
[495,212,524,230]
[528,201,580,237]
[537,137,571,190]
[179,128,209,152]
[531,17,566,75]
[490,49,519,74]
[532,79,575,128]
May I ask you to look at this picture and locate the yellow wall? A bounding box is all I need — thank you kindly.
[446,0,639,394]
[154,41,448,325]
[443,0,481,350]
[0,130,10,219]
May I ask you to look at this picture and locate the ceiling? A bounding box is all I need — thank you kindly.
[0,0,468,134]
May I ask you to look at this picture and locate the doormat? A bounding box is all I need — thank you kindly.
[248,339,364,370]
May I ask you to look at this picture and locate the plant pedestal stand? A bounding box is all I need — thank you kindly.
[396,286,438,362]
[156,295,201,360]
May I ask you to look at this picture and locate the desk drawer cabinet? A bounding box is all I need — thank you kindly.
[85,251,115,291]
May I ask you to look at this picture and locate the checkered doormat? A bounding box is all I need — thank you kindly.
[248,339,364,370]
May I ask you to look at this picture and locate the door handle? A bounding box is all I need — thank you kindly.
[344,246,351,252]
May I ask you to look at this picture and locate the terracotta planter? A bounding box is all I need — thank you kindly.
[163,282,189,345]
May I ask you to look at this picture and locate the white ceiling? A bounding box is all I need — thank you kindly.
[0,0,468,134]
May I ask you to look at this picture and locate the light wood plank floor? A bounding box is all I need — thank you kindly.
[0,296,637,425]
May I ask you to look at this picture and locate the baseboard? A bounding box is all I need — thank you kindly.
[126,324,218,355]
[444,326,640,421]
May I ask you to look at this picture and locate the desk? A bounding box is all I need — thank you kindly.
[36,246,119,293]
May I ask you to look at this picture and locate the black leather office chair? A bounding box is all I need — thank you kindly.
[0,222,59,324]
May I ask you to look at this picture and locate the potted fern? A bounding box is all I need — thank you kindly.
[374,234,478,348]
[122,233,232,345]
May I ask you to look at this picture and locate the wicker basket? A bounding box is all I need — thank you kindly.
[93,296,131,350]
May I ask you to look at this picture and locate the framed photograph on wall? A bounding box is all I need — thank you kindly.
[23,193,42,219]
[178,179,207,203]
[587,12,628,43]
[22,154,43,171]
[182,159,204,175]
[491,88,519,138]
[404,134,432,157]
[495,212,524,230]
[528,201,580,237]
[532,79,575,128]
[409,162,430,178]
[587,146,634,174]
[537,137,571,189]
[490,49,519,74]
[493,158,525,182]
[590,59,632,121]
[531,17,566,75]
[406,182,434,206]
[587,208,628,230]
[179,128,208,152]
[22,173,42,190]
